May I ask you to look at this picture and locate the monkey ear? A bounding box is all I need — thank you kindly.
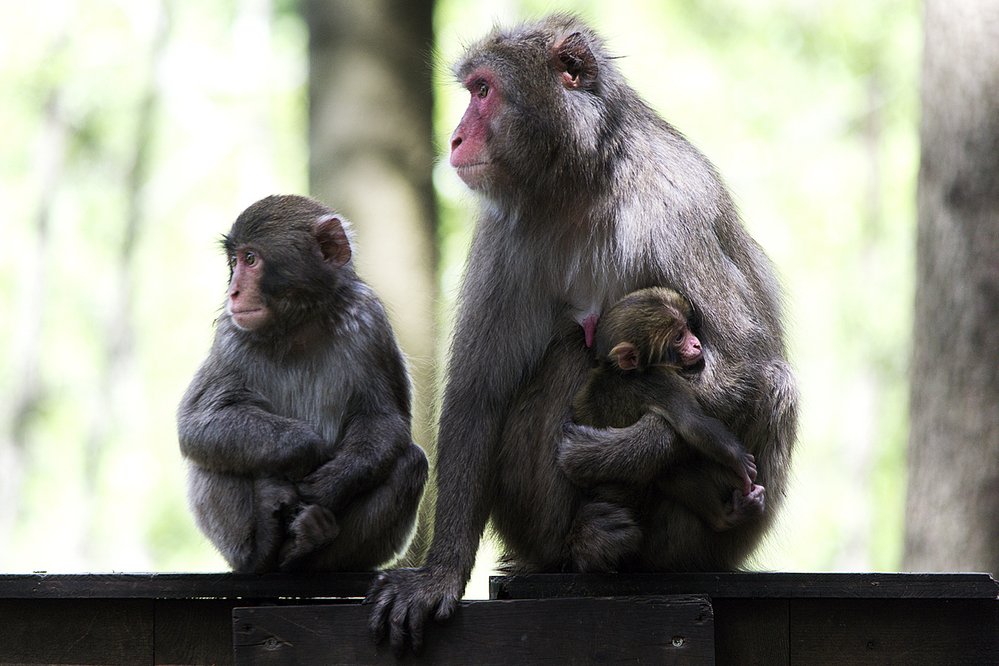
[552,32,598,90]
[609,342,640,371]
[314,215,352,267]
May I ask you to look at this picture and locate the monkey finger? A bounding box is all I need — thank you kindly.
[434,592,458,622]
[729,466,753,495]
[408,609,426,655]
[389,600,418,656]
[389,614,408,657]
[365,576,393,642]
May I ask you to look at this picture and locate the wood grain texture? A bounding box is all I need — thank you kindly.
[490,572,999,600]
[234,596,715,665]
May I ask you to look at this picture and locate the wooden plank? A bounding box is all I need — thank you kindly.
[155,599,240,666]
[153,598,360,666]
[0,598,154,665]
[713,598,789,665]
[790,598,999,665]
[490,572,999,600]
[0,572,375,599]
[233,596,715,665]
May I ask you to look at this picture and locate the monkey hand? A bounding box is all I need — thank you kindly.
[296,457,357,508]
[296,465,331,504]
[733,450,757,495]
[707,444,756,495]
[366,566,462,655]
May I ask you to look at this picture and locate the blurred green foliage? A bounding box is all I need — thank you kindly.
[0,0,918,581]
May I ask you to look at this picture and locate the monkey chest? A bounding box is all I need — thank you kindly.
[248,360,354,447]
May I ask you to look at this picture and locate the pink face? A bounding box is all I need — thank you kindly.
[226,248,270,332]
[449,69,500,189]
[675,328,702,367]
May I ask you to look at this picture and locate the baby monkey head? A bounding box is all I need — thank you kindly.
[596,287,703,372]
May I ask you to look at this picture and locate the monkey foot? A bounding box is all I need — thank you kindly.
[569,501,642,572]
[712,484,766,531]
[279,504,339,569]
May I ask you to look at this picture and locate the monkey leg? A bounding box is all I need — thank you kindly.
[241,477,299,573]
[295,443,428,571]
[188,470,296,574]
[567,493,642,573]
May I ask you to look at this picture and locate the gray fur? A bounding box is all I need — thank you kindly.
[369,15,798,652]
[178,195,428,573]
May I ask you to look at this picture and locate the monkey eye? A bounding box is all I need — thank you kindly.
[475,80,489,98]
[673,332,685,345]
[244,251,257,267]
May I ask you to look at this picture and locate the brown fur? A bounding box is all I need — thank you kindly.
[571,287,764,567]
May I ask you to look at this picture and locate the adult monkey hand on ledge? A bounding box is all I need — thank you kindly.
[367,13,798,654]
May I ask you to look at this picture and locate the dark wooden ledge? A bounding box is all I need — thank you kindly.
[1,571,996,664]
[490,571,999,600]
[0,571,375,599]
[0,572,376,665]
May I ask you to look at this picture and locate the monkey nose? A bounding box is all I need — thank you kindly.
[450,133,462,152]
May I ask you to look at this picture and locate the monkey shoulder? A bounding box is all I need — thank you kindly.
[335,283,406,367]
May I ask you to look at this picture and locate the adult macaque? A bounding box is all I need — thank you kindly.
[369,14,797,652]
[570,287,765,571]
[177,195,427,573]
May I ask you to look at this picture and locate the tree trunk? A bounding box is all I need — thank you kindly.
[302,0,438,563]
[905,0,999,573]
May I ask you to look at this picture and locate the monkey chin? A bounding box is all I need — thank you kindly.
[228,307,269,332]
[453,162,491,190]
[678,358,706,376]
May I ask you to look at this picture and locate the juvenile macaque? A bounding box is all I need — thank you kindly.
[369,14,798,653]
[177,195,427,573]
[571,287,765,567]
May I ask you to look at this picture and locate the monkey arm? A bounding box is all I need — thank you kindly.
[426,228,556,572]
[647,371,756,492]
[558,411,682,486]
[298,408,412,512]
[297,304,419,510]
[368,228,556,653]
[737,358,799,494]
[177,365,325,478]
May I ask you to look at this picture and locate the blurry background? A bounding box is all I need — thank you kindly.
[1,0,995,593]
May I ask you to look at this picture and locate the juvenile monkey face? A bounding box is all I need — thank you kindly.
[225,247,271,332]
[671,326,702,367]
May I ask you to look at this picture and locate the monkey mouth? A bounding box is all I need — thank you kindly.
[679,358,706,375]
[229,307,268,331]
[455,161,490,174]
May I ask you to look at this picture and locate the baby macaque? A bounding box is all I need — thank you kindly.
[570,287,765,568]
